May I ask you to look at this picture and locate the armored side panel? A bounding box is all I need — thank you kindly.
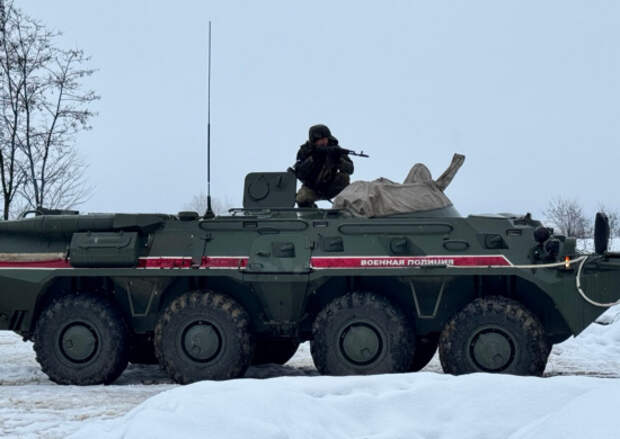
[70,232,140,267]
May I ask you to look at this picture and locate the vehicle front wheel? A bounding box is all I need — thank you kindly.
[154,291,253,384]
[311,292,415,376]
[33,293,129,385]
[439,296,549,376]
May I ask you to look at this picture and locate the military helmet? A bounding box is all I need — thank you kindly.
[309,124,333,143]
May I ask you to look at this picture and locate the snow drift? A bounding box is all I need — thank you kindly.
[71,372,620,439]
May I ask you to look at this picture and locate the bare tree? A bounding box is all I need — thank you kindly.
[543,197,591,238]
[183,193,232,215]
[0,0,26,219]
[0,1,97,218]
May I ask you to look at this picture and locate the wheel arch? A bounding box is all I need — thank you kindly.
[28,276,121,338]
[509,275,573,344]
[305,275,418,333]
[155,276,267,332]
[438,274,573,345]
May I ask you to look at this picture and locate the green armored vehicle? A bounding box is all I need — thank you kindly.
[0,170,617,385]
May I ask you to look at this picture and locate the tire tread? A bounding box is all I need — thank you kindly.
[439,296,549,376]
[33,293,129,385]
[153,291,252,383]
[311,292,414,375]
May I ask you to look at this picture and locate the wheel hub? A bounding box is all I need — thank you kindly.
[339,322,382,365]
[60,323,98,362]
[469,328,515,372]
[182,321,221,362]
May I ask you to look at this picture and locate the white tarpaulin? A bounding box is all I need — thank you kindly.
[333,153,465,217]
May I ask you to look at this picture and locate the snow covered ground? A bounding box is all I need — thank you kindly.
[0,306,619,438]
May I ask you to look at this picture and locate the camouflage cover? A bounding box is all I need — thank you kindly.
[333,153,465,217]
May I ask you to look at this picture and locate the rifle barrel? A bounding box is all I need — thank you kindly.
[342,148,369,158]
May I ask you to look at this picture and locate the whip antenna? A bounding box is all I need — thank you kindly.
[205,21,215,218]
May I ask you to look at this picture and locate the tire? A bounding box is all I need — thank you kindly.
[154,291,253,384]
[252,339,300,365]
[33,293,129,385]
[311,292,415,376]
[439,296,549,376]
[410,333,439,372]
[128,334,158,365]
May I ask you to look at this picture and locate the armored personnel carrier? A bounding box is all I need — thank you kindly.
[0,170,618,385]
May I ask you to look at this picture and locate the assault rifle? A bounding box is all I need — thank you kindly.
[287,145,369,177]
[322,145,369,158]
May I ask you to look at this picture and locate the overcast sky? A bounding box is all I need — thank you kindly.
[27,0,620,219]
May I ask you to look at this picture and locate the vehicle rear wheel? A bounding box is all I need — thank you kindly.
[154,291,253,384]
[439,296,549,376]
[33,293,129,385]
[311,292,415,376]
[252,339,300,365]
[410,333,439,372]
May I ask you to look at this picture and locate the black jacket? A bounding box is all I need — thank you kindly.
[294,138,354,191]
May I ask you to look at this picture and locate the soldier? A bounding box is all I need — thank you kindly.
[292,124,354,208]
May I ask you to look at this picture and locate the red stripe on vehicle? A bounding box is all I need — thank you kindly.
[0,259,72,269]
[138,257,193,268]
[200,256,248,269]
[310,255,511,269]
[137,256,249,269]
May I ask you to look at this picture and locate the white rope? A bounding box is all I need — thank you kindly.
[510,256,587,270]
[449,255,587,270]
[452,255,618,308]
[512,255,619,308]
[575,256,620,308]
[449,256,587,269]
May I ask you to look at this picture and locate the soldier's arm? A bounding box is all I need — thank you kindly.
[338,154,354,175]
[297,142,317,161]
[295,156,315,180]
[293,144,316,181]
